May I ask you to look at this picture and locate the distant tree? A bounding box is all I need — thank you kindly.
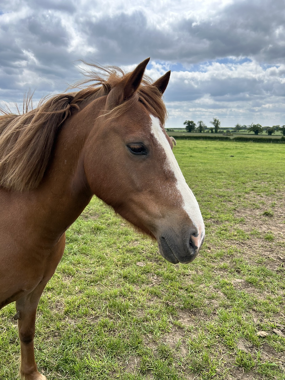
[209,127,214,133]
[242,125,248,130]
[197,121,206,133]
[184,120,196,132]
[248,123,263,135]
[210,118,221,133]
[281,125,285,136]
[273,125,280,132]
[234,123,242,131]
[266,127,275,136]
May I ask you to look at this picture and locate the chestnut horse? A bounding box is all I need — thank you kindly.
[0,58,205,379]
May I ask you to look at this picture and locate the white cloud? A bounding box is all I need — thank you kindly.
[161,60,285,128]
[0,0,285,128]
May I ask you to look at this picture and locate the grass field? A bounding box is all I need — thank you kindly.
[1,141,284,379]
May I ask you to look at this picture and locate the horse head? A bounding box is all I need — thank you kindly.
[83,58,205,264]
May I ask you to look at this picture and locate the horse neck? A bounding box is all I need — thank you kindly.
[32,97,105,244]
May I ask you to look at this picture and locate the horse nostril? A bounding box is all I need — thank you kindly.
[189,235,198,250]
[190,226,198,237]
[189,227,199,251]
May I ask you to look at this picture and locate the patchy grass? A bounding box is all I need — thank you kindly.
[1,141,284,379]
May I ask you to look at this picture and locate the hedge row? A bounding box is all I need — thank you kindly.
[171,135,230,141]
[170,135,285,144]
[233,136,285,143]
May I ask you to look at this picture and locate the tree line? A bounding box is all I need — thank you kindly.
[183,119,285,136]
[234,123,285,135]
[184,118,220,133]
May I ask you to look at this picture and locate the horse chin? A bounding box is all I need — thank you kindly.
[158,238,179,264]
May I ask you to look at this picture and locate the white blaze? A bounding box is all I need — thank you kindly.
[150,115,205,242]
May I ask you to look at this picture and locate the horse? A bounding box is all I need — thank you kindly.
[0,58,205,380]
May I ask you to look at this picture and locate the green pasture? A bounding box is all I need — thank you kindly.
[1,141,284,379]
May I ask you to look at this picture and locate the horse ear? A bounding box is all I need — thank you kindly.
[152,71,171,95]
[123,57,150,100]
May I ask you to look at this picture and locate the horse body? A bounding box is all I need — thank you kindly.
[0,102,94,308]
[0,59,205,379]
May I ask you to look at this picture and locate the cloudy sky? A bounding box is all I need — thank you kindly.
[0,0,285,128]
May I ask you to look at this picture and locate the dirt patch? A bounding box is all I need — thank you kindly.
[148,274,162,286]
[53,300,64,312]
[221,195,285,267]
[230,368,258,380]
[177,310,197,328]
[124,355,141,373]
[237,338,252,353]
[80,212,99,220]
[259,345,284,373]
[235,195,285,241]
[163,328,187,354]
[232,279,251,288]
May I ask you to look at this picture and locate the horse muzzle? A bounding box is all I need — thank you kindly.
[158,226,204,264]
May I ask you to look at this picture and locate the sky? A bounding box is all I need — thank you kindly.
[0,0,285,129]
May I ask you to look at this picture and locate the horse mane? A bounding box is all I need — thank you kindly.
[0,63,167,192]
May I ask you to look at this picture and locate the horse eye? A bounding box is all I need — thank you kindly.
[127,143,148,155]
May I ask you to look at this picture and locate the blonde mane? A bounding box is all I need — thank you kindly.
[0,63,167,192]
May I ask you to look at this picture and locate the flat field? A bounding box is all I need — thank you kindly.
[1,141,284,379]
